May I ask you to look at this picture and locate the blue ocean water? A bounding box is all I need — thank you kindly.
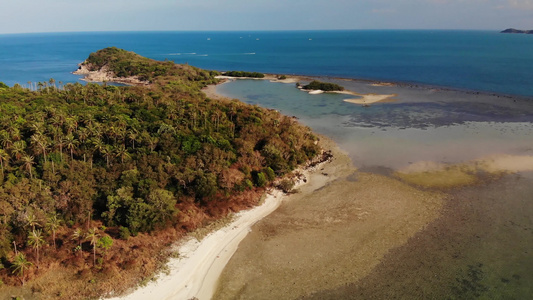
[1,30,532,97]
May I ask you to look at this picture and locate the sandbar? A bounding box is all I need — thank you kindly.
[343,93,397,105]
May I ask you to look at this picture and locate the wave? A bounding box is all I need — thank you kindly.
[243,53,256,55]
[166,52,197,56]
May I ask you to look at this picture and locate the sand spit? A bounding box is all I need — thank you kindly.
[343,93,397,105]
[214,144,445,300]
[105,146,333,300]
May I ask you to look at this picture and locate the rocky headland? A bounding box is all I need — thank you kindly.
[73,64,149,85]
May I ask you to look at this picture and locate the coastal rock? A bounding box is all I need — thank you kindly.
[501,28,533,34]
[73,62,149,85]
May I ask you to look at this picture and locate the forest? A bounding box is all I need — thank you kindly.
[303,80,345,91]
[0,47,320,298]
[223,71,265,78]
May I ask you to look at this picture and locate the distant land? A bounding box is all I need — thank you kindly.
[501,28,533,34]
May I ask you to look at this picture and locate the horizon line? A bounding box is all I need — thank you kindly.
[0,28,505,36]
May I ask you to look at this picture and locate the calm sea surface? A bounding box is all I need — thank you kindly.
[1,30,533,97]
[1,30,533,298]
[212,32,533,299]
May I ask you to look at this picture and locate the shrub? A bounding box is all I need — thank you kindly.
[225,71,265,78]
[263,167,276,181]
[119,226,131,240]
[303,80,344,91]
[253,172,267,187]
[278,179,295,193]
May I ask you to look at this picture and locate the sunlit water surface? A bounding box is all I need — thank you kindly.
[216,79,533,299]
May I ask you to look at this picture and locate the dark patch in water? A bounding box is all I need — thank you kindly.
[345,172,358,182]
[303,174,533,300]
[450,263,488,298]
[358,166,394,176]
[344,101,533,129]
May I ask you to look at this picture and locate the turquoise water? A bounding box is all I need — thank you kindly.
[217,79,533,169]
[216,78,533,299]
[1,30,533,298]
[1,30,533,96]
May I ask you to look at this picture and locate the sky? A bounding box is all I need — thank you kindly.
[1,0,532,34]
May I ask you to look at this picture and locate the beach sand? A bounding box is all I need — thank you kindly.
[105,140,334,300]
[214,143,445,299]
[343,93,396,105]
[209,76,533,299]
[116,76,533,300]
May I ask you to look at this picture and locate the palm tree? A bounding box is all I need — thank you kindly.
[46,214,61,250]
[64,134,78,161]
[147,135,159,152]
[26,213,40,232]
[10,140,26,161]
[0,130,12,148]
[20,155,34,179]
[49,78,56,89]
[65,116,78,135]
[71,228,83,258]
[0,148,9,174]
[55,137,65,162]
[86,227,99,266]
[27,229,45,266]
[115,144,130,163]
[127,130,138,149]
[31,133,49,162]
[11,253,32,286]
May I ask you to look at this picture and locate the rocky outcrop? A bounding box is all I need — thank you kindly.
[501,28,533,34]
[73,63,149,86]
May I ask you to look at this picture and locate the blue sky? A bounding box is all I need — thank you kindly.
[1,0,532,34]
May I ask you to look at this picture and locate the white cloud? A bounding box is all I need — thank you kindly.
[508,0,533,9]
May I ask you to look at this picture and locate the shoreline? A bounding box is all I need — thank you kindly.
[73,66,533,102]
[106,147,334,300]
[206,75,398,105]
[204,74,533,107]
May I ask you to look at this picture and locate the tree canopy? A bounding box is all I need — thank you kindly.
[0,48,320,297]
[303,80,345,91]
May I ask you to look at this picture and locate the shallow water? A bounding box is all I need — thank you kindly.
[216,79,533,299]
[217,79,533,169]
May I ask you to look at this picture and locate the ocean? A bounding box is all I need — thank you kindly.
[207,32,533,299]
[1,30,533,97]
[2,30,533,299]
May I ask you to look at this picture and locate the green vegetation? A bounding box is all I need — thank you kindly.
[224,71,265,78]
[303,80,345,91]
[82,46,220,84]
[0,48,319,298]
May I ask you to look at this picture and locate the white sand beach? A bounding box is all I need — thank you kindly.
[106,161,327,300]
[343,93,396,105]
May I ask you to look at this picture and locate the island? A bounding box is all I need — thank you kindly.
[501,28,533,34]
[0,47,327,299]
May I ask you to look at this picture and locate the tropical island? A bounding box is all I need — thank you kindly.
[301,80,345,92]
[501,28,533,34]
[0,47,325,299]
